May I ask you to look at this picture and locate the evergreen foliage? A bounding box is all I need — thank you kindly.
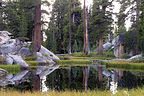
[138,1,144,53]
[0,0,49,41]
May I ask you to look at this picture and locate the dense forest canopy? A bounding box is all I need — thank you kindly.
[0,0,144,56]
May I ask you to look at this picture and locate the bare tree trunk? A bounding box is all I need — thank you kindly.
[34,0,41,55]
[83,0,86,54]
[83,0,90,55]
[68,0,72,54]
[52,8,55,53]
[86,8,90,55]
[98,34,103,55]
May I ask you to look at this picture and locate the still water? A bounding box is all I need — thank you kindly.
[1,65,144,92]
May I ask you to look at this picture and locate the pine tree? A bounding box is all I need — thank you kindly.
[90,0,113,55]
[138,1,144,54]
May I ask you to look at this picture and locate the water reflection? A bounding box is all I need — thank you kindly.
[83,66,90,90]
[1,65,144,92]
[0,65,59,92]
[45,65,144,91]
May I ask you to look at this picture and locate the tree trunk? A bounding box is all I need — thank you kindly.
[68,67,71,90]
[52,8,55,53]
[98,34,103,55]
[98,66,103,88]
[132,0,140,56]
[83,0,90,55]
[34,0,41,54]
[68,0,72,54]
[86,8,90,55]
[97,5,106,55]
[83,0,86,54]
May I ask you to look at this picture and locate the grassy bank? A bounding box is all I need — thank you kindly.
[68,52,115,58]
[0,65,38,74]
[55,59,92,66]
[100,61,144,70]
[0,65,20,74]
[1,88,144,96]
[56,52,115,66]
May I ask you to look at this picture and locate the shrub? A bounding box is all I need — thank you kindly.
[70,52,88,57]
[121,53,131,59]
[103,51,115,57]
[69,51,115,57]
[131,57,144,63]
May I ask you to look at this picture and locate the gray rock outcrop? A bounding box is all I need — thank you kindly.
[128,54,142,61]
[18,47,31,56]
[36,52,54,64]
[6,55,13,65]
[0,31,11,45]
[0,31,59,68]
[9,55,29,67]
[103,42,112,51]
[40,46,60,61]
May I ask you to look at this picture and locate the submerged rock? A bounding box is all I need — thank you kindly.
[0,68,8,77]
[10,70,29,81]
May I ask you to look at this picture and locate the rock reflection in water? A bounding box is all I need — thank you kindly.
[0,65,59,92]
[1,65,144,92]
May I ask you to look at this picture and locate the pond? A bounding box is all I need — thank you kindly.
[1,64,144,92]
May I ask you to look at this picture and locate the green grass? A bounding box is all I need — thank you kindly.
[69,51,115,58]
[100,61,144,70]
[0,65,20,74]
[1,88,144,96]
[25,56,37,61]
[25,61,39,66]
[56,53,115,66]
[55,60,92,65]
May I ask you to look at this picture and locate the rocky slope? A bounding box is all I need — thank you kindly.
[0,31,60,68]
